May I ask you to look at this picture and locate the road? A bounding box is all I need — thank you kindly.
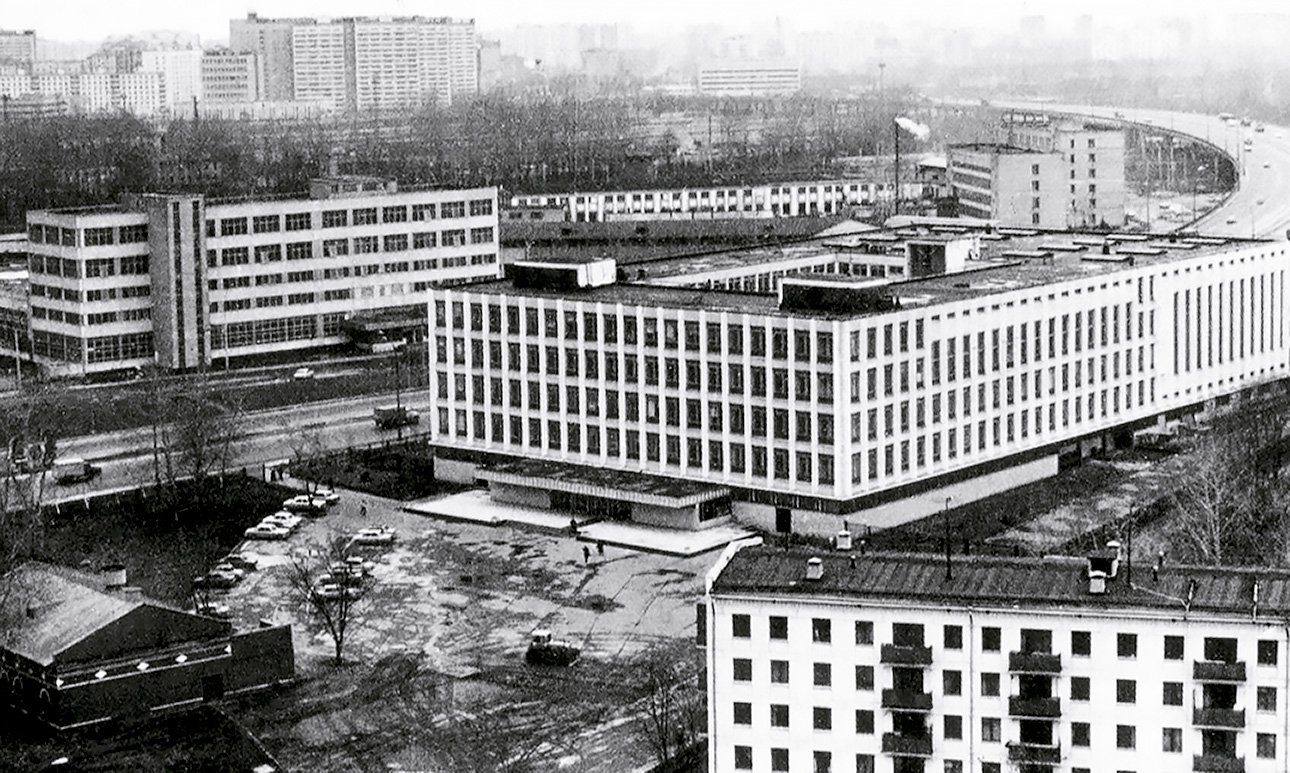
[44,391,431,506]
[991,100,1290,240]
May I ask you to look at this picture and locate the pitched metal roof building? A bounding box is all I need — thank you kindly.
[0,562,294,730]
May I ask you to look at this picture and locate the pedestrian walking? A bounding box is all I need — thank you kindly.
[360,504,368,519]
[596,541,604,557]
[582,545,591,564]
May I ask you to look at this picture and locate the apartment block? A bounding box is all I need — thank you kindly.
[23,177,500,375]
[698,61,802,97]
[428,222,1288,534]
[1012,120,1128,228]
[140,48,203,115]
[201,49,264,103]
[705,543,1288,773]
[947,144,1067,228]
[229,14,301,101]
[0,29,36,67]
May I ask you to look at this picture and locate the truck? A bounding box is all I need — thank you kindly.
[373,405,420,430]
[52,457,100,485]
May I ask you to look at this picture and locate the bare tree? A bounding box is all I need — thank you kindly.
[285,535,368,665]
[146,371,246,503]
[634,649,705,768]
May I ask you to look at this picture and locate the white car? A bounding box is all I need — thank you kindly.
[1226,216,1238,224]
[210,563,246,581]
[352,527,396,546]
[313,582,361,601]
[263,511,303,530]
[329,557,375,578]
[1264,162,1271,169]
[244,523,291,540]
[313,487,341,506]
[292,367,315,380]
[282,494,327,512]
[195,601,232,619]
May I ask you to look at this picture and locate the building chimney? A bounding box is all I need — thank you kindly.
[102,563,127,589]
[1105,541,1122,579]
[835,530,853,551]
[1088,570,1108,595]
[806,557,824,581]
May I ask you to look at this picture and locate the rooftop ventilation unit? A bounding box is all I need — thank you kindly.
[806,557,824,581]
[508,258,617,290]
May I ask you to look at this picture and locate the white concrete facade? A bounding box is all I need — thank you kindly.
[948,145,1068,228]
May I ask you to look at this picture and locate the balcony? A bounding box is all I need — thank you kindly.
[1009,696,1062,718]
[880,643,933,666]
[1008,651,1062,673]
[1194,754,1245,773]
[1194,661,1247,682]
[882,733,933,756]
[1193,708,1246,728]
[1007,742,1061,765]
[882,689,934,711]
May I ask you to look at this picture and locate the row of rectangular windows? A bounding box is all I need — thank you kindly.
[206,228,494,265]
[206,199,492,236]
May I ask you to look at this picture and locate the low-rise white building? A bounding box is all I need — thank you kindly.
[705,543,1288,773]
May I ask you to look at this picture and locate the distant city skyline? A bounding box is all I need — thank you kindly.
[10,0,1290,46]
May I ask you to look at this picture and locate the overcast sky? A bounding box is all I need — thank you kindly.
[9,0,1290,42]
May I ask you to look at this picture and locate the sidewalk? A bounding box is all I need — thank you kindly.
[404,490,754,557]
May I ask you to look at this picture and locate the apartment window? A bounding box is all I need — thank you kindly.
[1116,679,1136,704]
[943,670,961,696]
[1071,676,1090,701]
[771,660,789,684]
[1163,682,1183,705]
[769,616,788,640]
[982,627,1000,651]
[285,212,312,230]
[1259,640,1279,666]
[1072,630,1090,656]
[219,217,247,236]
[981,718,1001,742]
[855,621,873,645]
[1072,722,1090,747]
[981,673,999,696]
[813,706,832,730]
[812,618,832,643]
[813,751,831,773]
[1118,633,1137,658]
[1258,686,1277,712]
[855,665,874,690]
[411,203,436,221]
[944,625,963,650]
[814,662,832,687]
[734,746,752,770]
[1116,725,1135,749]
[771,748,789,772]
[382,206,408,224]
[733,658,752,681]
[856,756,874,773]
[734,702,752,725]
[1259,733,1277,759]
[945,715,962,740]
[770,704,789,728]
[1164,635,1184,660]
[353,207,377,225]
[732,614,750,638]
[322,209,348,228]
[856,709,874,734]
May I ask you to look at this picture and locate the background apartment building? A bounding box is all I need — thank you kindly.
[698,61,803,97]
[139,48,202,115]
[231,14,478,110]
[428,225,1288,535]
[947,144,1066,227]
[0,29,37,67]
[201,50,264,104]
[23,177,499,375]
[705,544,1287,773]
[1012,120,1128,228]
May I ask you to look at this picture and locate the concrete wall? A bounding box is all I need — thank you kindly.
[631,502,699,530]
[434,456,478,485]
[733,454,1059,538]
[491,483,551,509]
[227,625,295,693]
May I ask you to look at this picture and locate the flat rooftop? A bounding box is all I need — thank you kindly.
[947,142,1048,155]
[462,222,1264,319]
[713,545,1290,617]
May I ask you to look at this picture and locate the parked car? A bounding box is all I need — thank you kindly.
[195,600,233,620]
[292,367,315,380]
[223,553,259,572]
[352,526,396,546]
[313,486,341,506]
[244,523,291,540]
[373,405,419,430]
[313,582,361,601]
[282,494,327,513]
[53,457,101,485]
[318,571,364,588]
[210,563,246,581]
[263,511,303,530]
[201,569,241,589]
[334,556,375,575]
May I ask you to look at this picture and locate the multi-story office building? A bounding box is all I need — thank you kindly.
[23,177,499,376]
[200,49,264,103]
[1012,120,1127,229]
[698,61,802,97]
[705,542,1289,773]
[233,14,478,110]
[947,144,1067,228]
[509,180,905,224]
[0,30,37,67]
[140,48,203,115]
[0,69,165,116]
[428,222,1288,534]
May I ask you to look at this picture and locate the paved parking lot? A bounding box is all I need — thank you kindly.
[215,488,711,677]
